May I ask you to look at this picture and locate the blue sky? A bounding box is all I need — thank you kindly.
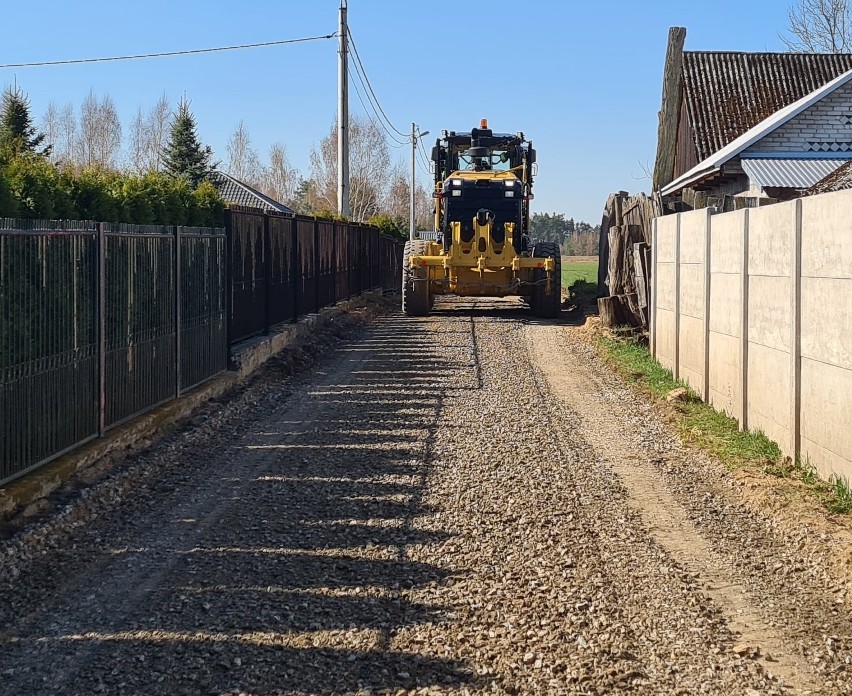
[1,0,793,223]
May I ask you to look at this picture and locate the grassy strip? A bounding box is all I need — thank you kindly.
[562,258,599,289]
[597,333,852,514]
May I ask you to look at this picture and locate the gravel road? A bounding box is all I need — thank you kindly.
[2,297,851,695]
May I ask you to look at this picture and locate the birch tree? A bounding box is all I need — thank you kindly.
[260,143,299,206]
[226,121,262,184]
[309,115,391,221]
[78,89,121,169]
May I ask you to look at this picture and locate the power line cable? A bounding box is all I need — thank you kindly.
[350,72,407,148]
[0,33,337,69]
[347,44,407,146]
[346,27,409,139]
[350,72,408,146]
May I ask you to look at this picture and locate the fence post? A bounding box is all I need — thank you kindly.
[174,225,182,396]
[96,222,107,435]
[263,214,271,335]
[674,213,682,382]
[224,210,234,352]
[703,208,712,402]
[355,225,367,296]
[651,218,658,359]
[332,221,339,304]
[741,209,750,430]
[313,219,321,313]
[291,218,299,323]
[790,199,803,461]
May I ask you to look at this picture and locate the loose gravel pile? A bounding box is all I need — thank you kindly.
[0,297,850,694]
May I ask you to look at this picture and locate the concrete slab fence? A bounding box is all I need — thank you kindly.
[651,190,852,482]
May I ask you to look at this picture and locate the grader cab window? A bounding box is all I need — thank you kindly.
[458,150,512,172]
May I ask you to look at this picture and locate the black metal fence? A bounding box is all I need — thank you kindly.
[1,211,402,485]
[226,208,403,343]
[0,220,228,483]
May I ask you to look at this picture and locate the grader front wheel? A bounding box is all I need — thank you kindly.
[402,240,431,316]
[532,242,562,319]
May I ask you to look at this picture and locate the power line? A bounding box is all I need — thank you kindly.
[347,45,407,146]
[346,27,409,139]
[415,142,431,177]
[350,71,407,148]
[0,33,337,69]
[349,64,408,146]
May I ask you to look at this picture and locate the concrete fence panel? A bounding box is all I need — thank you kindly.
[653,214,679,372]
[677,209,709,395]
[800,190,852,479]
[746,201,795,454]
[708,209,747,420]
[653,189,852,483]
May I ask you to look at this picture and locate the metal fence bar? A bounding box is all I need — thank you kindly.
[97,222,106,436]
[174,225,182,396]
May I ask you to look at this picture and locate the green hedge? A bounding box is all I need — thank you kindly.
[0,153,225,227]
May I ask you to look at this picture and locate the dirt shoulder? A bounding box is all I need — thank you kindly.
[534,318,852,693]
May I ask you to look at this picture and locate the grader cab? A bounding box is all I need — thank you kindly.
[402,120,560,317]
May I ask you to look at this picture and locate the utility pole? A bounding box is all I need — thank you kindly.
[410,123,416,240]
[338,0,350,218]
[410,123,429,240]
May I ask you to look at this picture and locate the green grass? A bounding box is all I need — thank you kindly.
[598,334,852,514]
[599,335,780,465]
[562,257,599,308]
[562,258,599,288]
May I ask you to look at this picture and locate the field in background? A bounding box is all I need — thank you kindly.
[562,256,599,288]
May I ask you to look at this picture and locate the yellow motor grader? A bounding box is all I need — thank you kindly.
[402,120,560,317]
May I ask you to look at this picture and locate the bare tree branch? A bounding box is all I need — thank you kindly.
[782,0,852,52]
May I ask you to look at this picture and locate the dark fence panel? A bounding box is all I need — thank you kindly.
[268,216,295,326]
[104,225,176,428]
[226,208,404,345]
[180,227,228,391]
[0,221,99,483]
[228,210,266,343]
[1,220,227,486]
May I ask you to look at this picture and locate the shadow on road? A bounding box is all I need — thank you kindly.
[0,315,482,694]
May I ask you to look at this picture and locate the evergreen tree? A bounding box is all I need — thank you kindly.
[0,85,50,156]
[161,98,212,186]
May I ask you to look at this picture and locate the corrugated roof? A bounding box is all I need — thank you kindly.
[808,159,852,194]
[683,52,852,161]
[741,157,846,189]
[209,170,294,215]
[662,68,852,196]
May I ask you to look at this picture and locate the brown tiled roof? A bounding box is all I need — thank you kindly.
[807,159,852,195]
[683,52,852,161]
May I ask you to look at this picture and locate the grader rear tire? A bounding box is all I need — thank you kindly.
[402,240,431,316]
[532,242,562,319]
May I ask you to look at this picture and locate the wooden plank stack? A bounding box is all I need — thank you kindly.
[597,191,659,330]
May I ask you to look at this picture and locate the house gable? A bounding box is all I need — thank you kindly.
[744,79,852,155]
[681,51,852,162]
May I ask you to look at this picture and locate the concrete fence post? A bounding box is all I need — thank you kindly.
[703,208,712,402]
[651,217,658,359]
[791,199,803,461]
[741,209,750,431]
[674,213,682,381]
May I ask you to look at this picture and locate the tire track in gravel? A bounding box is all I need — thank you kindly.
[526,319,852,694]
[396,297,786,694]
